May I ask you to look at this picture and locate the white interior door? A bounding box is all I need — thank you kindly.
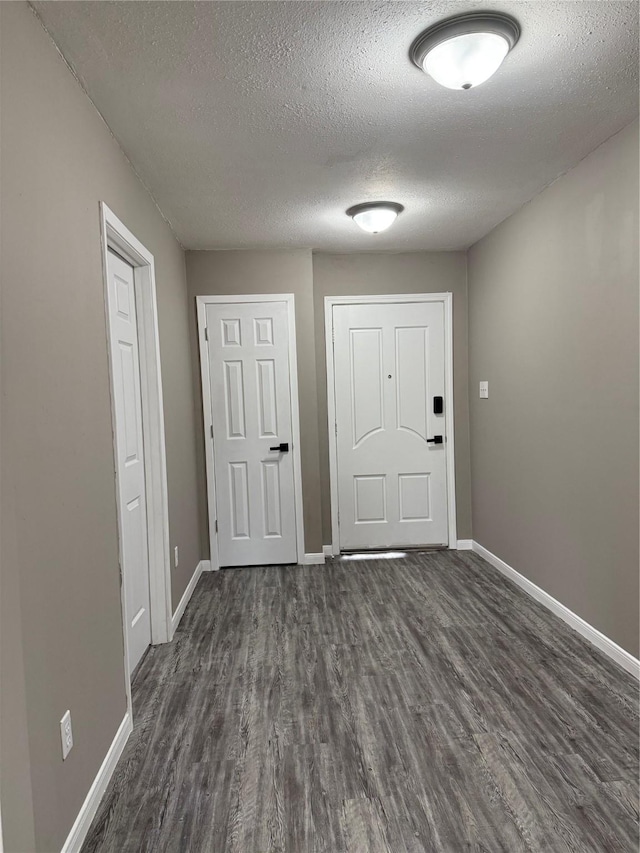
[333,301,449,550]
[106,250,151,674]
[205,301,298,567]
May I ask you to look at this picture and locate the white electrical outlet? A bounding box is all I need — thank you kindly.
[174,545,179,568]
[60,710,73,760]
[479,381,489,399]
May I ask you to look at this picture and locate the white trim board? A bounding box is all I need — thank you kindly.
[301,553,325,565]
[456,540,473,550]
[323,545,335,558]
[324,293,457,557]
[196,294,306,570]
[170,561,206,639]
[61,713,132,853]
[472,541,640,680]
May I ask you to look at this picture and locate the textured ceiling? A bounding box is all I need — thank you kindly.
[33,1,638,251]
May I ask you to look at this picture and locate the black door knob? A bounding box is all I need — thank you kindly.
[269,442,289,452]
[427,435,443,444]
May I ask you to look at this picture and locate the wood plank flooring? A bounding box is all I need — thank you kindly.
[82,550,639,852]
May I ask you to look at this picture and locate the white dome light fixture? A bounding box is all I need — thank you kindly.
[347,201,404,234]
[410,12,520,90]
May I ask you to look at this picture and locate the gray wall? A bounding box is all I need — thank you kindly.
[468,120,639,658]
[186,250,324,556]
[312,253,472,546]
[1,4,201,850]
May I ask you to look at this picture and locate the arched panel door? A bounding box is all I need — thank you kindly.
[333,301,449,550]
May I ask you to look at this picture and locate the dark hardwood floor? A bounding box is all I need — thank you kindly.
[82,550,639,852]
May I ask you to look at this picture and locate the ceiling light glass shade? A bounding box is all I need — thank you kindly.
[346,202,404,234]
[410,12,520,90]
[423,32,509,90]
[353,208,398,233]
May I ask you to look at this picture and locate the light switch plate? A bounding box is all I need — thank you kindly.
[479,381,489,399]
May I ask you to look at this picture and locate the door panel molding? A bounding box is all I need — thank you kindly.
[325,293,457,555]
[100,203,173,720]
[196,294,305,568]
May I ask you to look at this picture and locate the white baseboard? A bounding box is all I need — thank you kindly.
[170,561,205,638]
[61,712,132,853]
[300,553,325,565]
[323,545,334,558]
[472,541,640,680]
[456,539,473,550]
[200,559,212,572]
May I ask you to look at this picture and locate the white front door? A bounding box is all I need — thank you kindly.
[333,301,449,550]
[205,301,298,567]
[106,250,152,674]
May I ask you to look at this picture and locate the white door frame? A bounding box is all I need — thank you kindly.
[325,292,457,555]
[196,294,305,569]
[100,203,172,709]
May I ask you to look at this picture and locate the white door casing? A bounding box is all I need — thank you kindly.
[106,250,152,673]
[327,295,456,552]
[199,297,302,567]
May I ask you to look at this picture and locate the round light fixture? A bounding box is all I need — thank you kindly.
[410,12,520,90]
[346,201,404,234]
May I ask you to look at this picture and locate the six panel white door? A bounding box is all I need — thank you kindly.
[333,301,449,550]
[206,301,297,566]
[106,250,152,674]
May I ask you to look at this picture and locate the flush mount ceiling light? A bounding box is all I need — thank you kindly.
[410,12,520,90]
[346,201,404,234]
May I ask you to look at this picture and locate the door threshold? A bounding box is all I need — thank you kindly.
[219,561,298,570]
[337,546,448,561]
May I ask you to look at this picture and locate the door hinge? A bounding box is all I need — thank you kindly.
[204,326,208,342]
[334,422,338,436]
[215,519,218,534]
[210,425,214,439]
